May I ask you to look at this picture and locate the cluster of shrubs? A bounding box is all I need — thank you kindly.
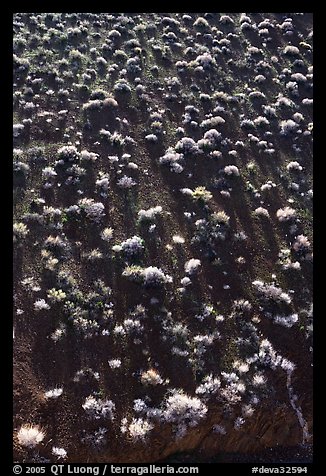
[13,11,312,461]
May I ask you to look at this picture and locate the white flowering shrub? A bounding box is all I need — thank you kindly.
[253,207,270,218]
[51,324,66,342]
[83,97,118,114]
[219,376,245,405]
[114,79,132,94]
[52,447,67,459]
[159,148,184,173]
[273,313,298,328]
[73,315,101,338]
[283,45,300,56]
[184,258,201,275]
[252,280,292,305]
[232,299,252,314]
[13,123,25,138]
[108,359,121,369]
[13,222,29,242]
[82,395,115,420]
[117,175,137,188]
[41,252,58,272]
[34,299,50,311]
[180,277,191,287]
[172,235,185,244]
[258,338,287,370]
[192,210,230,249]
[287,161,303,172]
[100,129,126,146]
[145,133,158,143]
[263,105,277,117]
[128,418,154,442]
[278,248,301,271]
[57,145,80,162]
[47,288,66,302]
[78,198,105,223]
[43,207,62,222]
[224,165,240,176]
[122,265,172,287]
[17,425,45,448]
[201,128,222,148]
[162,390,207,438]
[215,211,231,225]
[292,234,311,253]
[80,150,99,162]
[275,95,295,109]
[276,206,296,222]
[254,116,270,127]
[280,119,299,136]
[44,387,63,399]
[251,372,267,386]
[233,360,250,374]
[120,235,144,257]
[195,53,216,69]
[261,180,277,192]
[65,165,86,185]
[96,171,110,197]
[123,318,143,335]
[286,81,299,97]
[175,137,199,155]
[255,74,266,83]
[201,116,225,131]
[142,266,173,286]
[292,112,305,123]
[43,236,68,256]
[241,118,255,129]
[180,188,193,197]
[193,17,209,28]
[121,265,144,283]
[42,166,57,179]
[195,374,221,396]
[191,186,213,202]
[100,227,114,242]
[220,14,234,24]
[138,206,163,222]
[141,369,164,386]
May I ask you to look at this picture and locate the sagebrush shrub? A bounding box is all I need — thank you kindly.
[17,425,45,448]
